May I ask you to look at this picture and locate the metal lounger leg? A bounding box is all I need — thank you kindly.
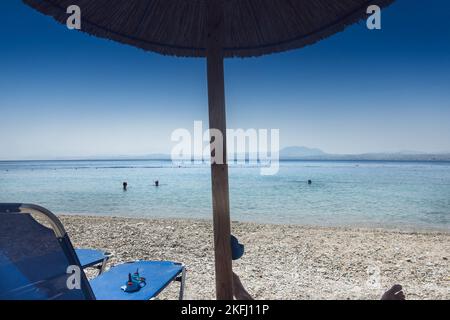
[98,257,108,275]
[178,266,186,300]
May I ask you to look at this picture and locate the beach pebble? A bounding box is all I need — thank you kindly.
[60,214,450,300]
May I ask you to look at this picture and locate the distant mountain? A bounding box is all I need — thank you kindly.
[279,146,327,159]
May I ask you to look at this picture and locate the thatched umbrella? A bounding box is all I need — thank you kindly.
[23,0,394,299]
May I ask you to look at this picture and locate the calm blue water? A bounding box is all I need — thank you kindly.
[0,160,449,231]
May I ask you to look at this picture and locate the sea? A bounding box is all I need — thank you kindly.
[1,160,449,231]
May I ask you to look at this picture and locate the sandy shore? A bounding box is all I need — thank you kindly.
[60,215,449,300]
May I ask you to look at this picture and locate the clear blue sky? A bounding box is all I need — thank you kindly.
[1,0,449,160]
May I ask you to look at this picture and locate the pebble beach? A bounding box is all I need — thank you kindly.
[61,215,449,300]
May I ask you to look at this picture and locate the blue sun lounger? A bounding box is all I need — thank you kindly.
[0,203,186,300]
[75,248,112,275]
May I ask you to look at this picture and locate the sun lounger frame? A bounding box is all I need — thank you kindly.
[0,203,186,300]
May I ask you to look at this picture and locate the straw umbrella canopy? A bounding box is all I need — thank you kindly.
[23,0,394,299]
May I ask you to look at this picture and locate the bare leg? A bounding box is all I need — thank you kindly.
[233,272,404,300]
[232,272,254,300]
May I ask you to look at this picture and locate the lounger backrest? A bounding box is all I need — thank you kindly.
[0,204,95,300]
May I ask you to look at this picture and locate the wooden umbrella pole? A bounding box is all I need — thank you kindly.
[206,0,233,300]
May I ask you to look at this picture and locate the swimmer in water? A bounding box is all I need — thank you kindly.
[123,182,128,191]
[308,180,312,185]
[155,180,159,187]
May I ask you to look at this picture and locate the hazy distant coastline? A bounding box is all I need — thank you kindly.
[278,146,450,161]
[7,146,448,162]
